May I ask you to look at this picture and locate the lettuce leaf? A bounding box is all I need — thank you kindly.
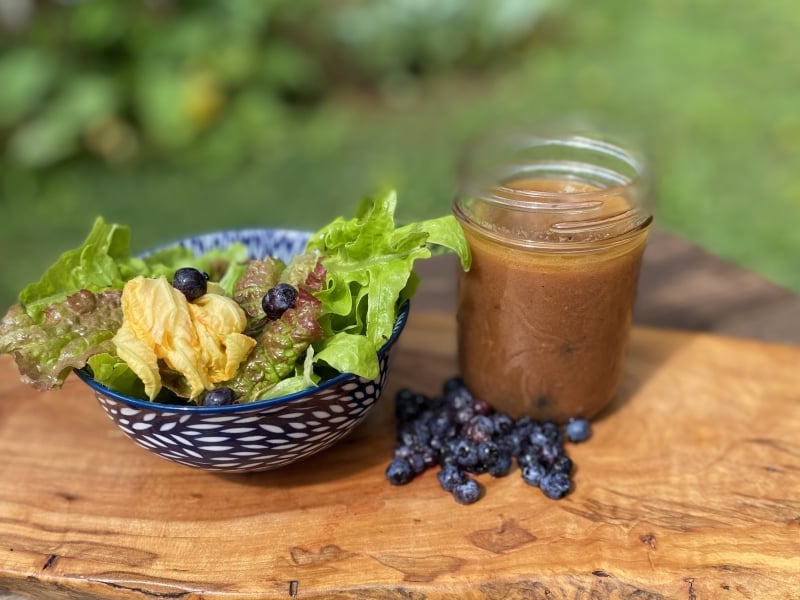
[307,189,470,350]
[232,257,284,321]
[0,289,123,390]
[313,331,381,381]
[180,243,249,286]
[227,288,324,402]
[259,346,320,400]
[86,352,145,398]
[19,217,134,319]
[18,216,247,320]
[2,217,248,392]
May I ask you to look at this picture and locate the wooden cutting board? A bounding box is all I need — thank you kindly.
[1,311,799,599]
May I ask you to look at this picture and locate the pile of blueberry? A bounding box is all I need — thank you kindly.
[385,377,592,504]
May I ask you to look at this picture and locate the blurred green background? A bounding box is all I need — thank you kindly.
[1,0,799,312]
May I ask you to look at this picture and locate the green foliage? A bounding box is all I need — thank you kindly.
[327,0,550,77]
[0,0,548,169]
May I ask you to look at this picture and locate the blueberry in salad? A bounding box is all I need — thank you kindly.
[172,267,209,302]
[261,283,298,320]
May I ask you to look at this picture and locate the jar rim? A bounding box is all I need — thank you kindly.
[453,131,653,251]
[458,133,647,200]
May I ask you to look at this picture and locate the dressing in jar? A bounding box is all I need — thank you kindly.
[453,132,653,421]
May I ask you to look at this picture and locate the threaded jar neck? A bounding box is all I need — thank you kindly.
[454,133,653,252]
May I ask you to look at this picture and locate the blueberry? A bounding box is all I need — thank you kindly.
[429,412,456,439]
[466,461,489,475]
[497,430,525,456]
[173,267,209,301]
[454,406,475,425]
[529,426,553,447]
[393,445,413,460]
[549,454,573,475]
[521,462,546,487]
[386,458,414,485]
[203,386,236,406]
[395,389,427,422]
[437,464,466,492]
[471,396,492,415]
[442,376,464,395]
[407,452,427,475]
[262,283,298,319]
[514,421,531,438]
[540,471,572,499]
[440,453,458,468]
[453,439,479,468]
[399,423,430,448]
[412,420,433,446]
[487,452,513,477]
[542,421,564,444]
[517,446,542,468]
[452,478,482,505]
[428,434,449,455]
[565,417,592,443]
[515,415,536,435]
[491,412,515,436]
[419,446,438,468]
[448,387,474,411]
[463,414,495,442]
[537,443,560,466]
[477,440,500,466]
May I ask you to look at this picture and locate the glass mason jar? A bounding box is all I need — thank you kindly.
[453,131,653,422]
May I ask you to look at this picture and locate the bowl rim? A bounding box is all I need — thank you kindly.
[75,300,409,414]
[144,226,315,255]
[74,226,410,414]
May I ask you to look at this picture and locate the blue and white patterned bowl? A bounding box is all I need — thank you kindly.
[75,228,409,472]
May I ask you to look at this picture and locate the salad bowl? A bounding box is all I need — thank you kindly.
[75,228,410,472]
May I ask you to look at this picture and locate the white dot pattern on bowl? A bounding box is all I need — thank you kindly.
[177,228,310,263]
[94,353,390,471]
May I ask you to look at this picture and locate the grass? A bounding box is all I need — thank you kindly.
[2,0,799,312]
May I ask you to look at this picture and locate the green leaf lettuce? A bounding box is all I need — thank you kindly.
[307,189,470,351]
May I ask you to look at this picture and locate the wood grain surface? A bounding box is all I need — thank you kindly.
[1,311,799,599]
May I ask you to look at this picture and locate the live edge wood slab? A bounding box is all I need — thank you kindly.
[1,311,799,599]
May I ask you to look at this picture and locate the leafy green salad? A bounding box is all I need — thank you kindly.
[0,191,470,405]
